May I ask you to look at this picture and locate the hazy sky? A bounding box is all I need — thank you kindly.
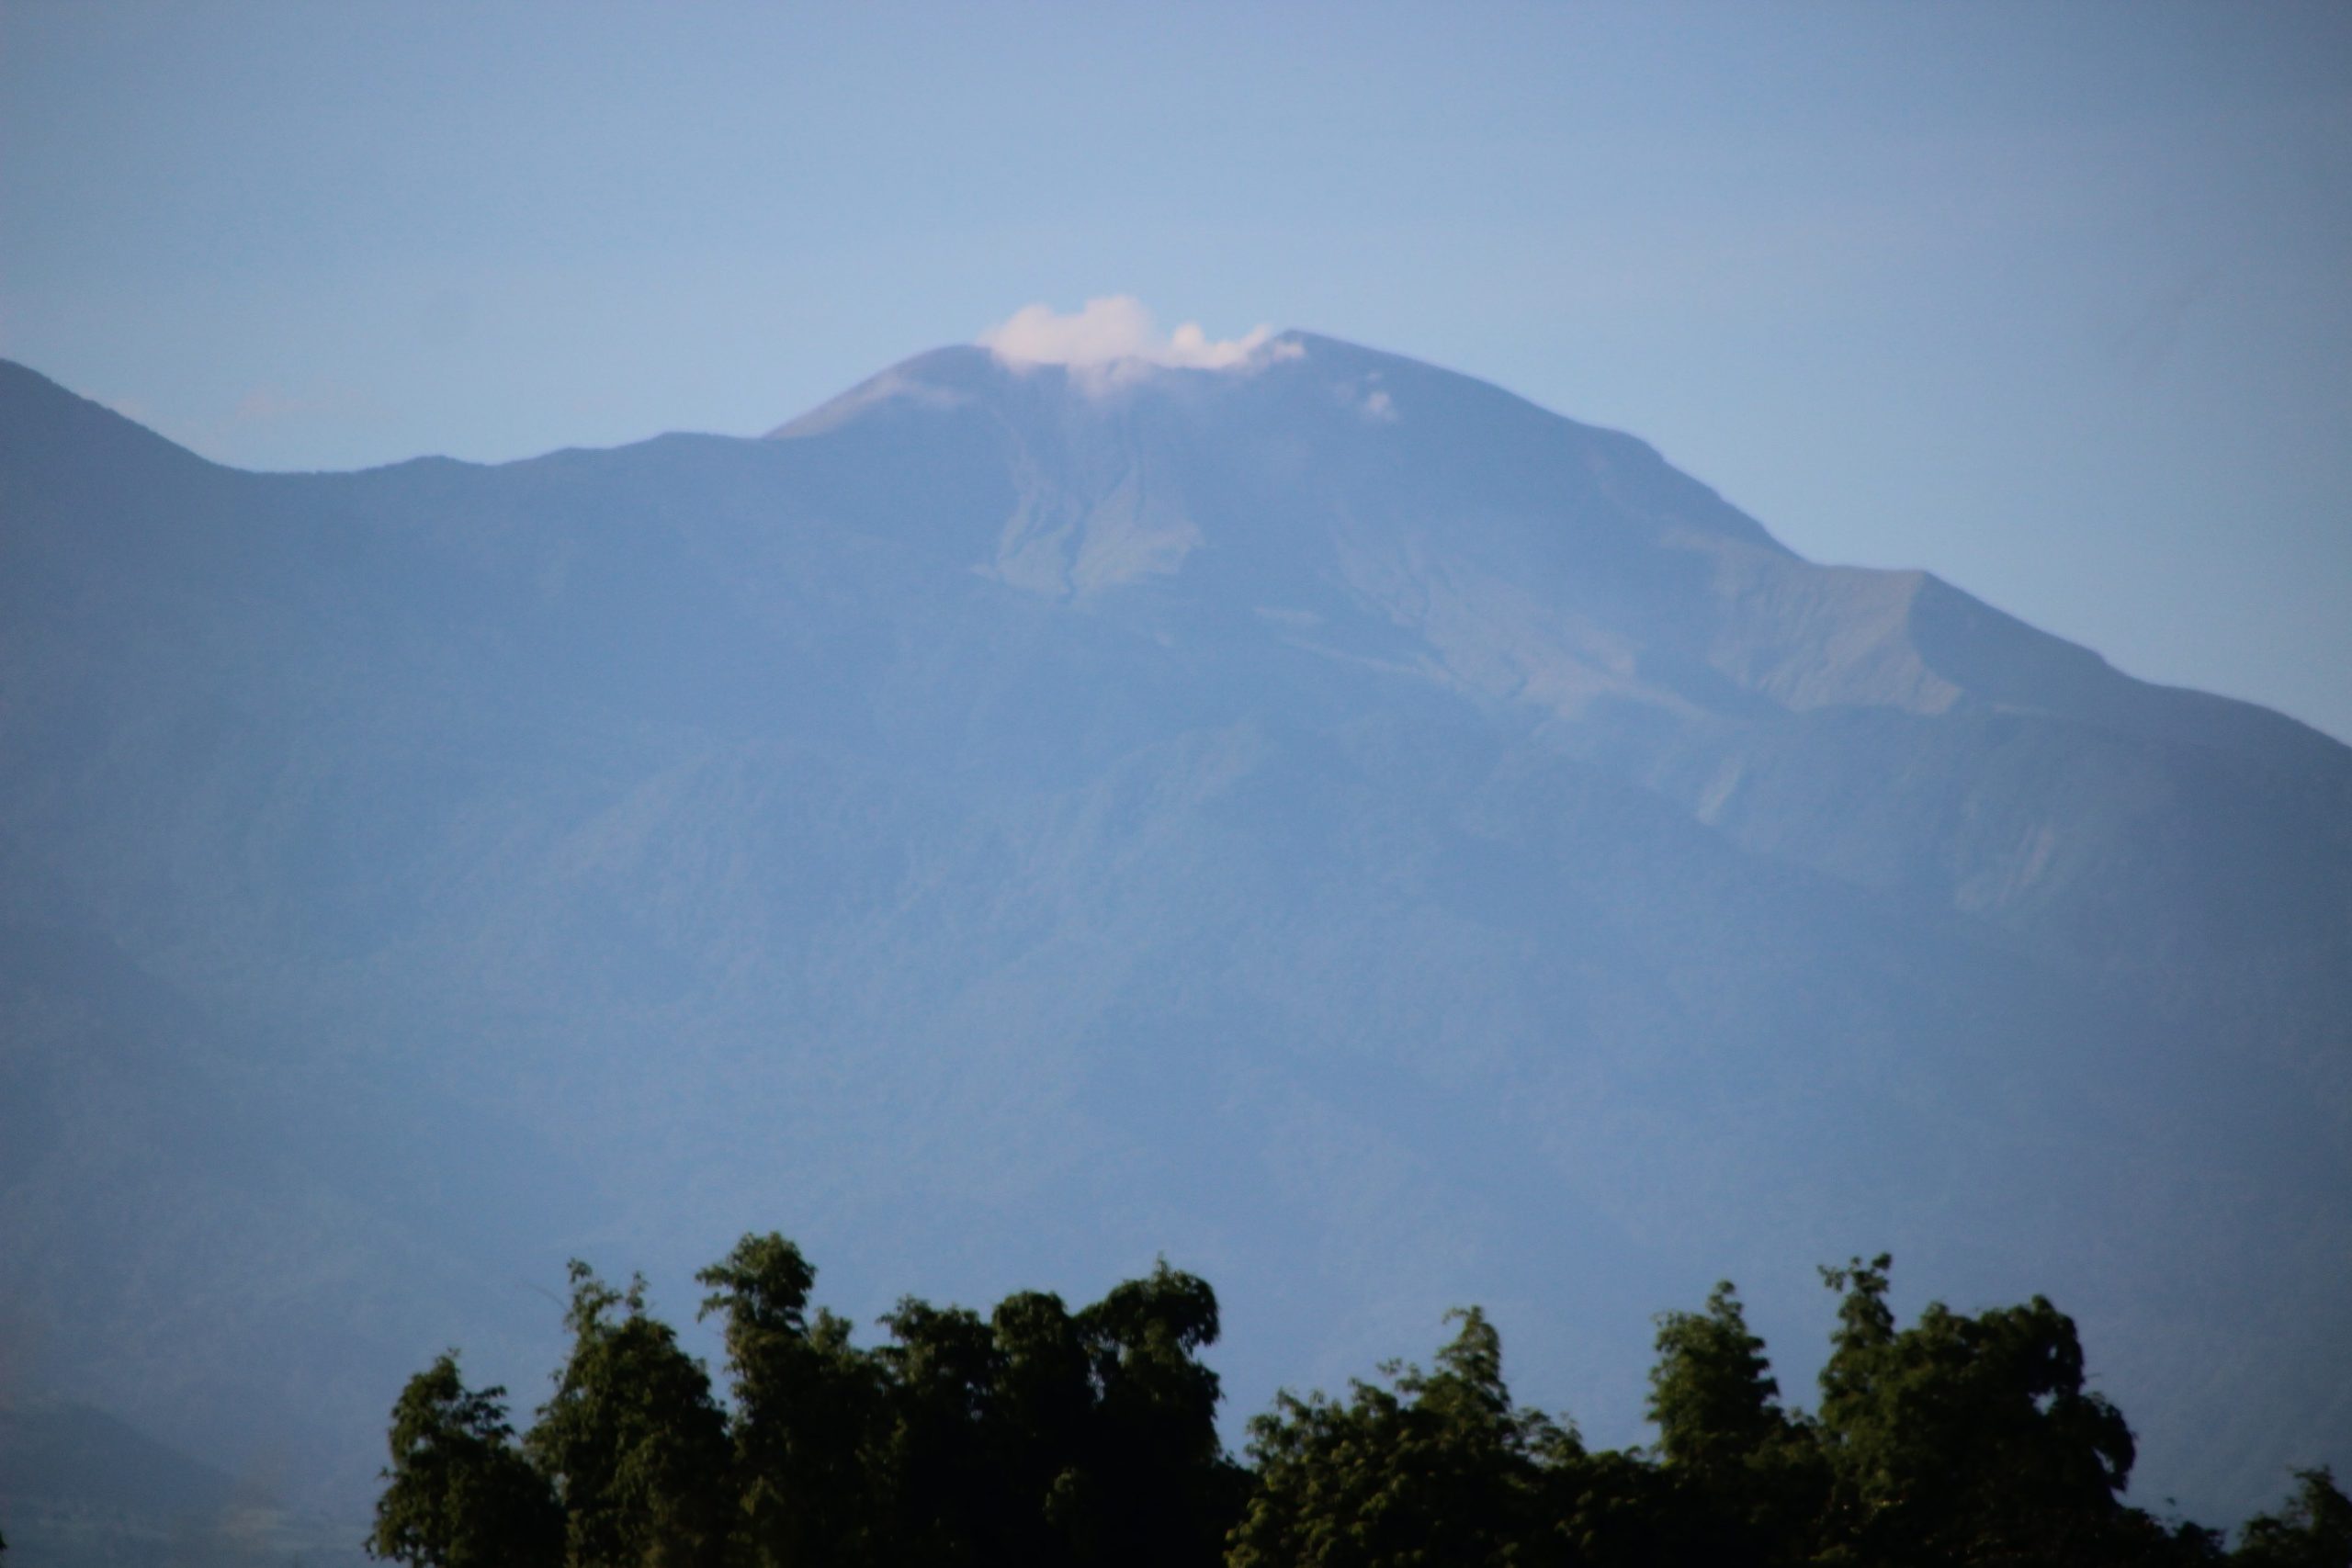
[5,1,2347,739]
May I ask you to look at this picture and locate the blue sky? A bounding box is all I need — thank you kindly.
[5,1,2347,739]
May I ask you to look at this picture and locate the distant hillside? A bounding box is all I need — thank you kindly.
[0,1399,362,1567]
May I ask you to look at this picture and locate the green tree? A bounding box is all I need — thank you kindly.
[988,1289,1101,1567]
[1646,1281,1823,1564]
[367,1352,561,1568]
[1812,1255,2140,1565]
[873,1297,1005,1564]
[2234,1468,2352,1567]
[697,1233,887,1568]
[1077,1260,1243,1566]
[1229,1306,1577,1568]
[693,1236,1238,1568]
[529,1262,733,1568]
[1649,1282,1785,1473]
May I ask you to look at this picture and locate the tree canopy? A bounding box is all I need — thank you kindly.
[370,1242,2346,1568]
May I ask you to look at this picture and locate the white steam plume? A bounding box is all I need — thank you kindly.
[979,297,1297,373]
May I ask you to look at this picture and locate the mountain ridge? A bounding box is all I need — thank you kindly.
[5,342,2340,763]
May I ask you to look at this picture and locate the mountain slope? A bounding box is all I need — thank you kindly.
[0,341,2343,1526]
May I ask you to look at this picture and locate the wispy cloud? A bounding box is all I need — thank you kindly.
[230,387,322,424]
[220,380,389,432]
[979,296,1297,373]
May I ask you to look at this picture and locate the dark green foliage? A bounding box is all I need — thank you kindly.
[527,1264,734,1568]
[873,1296,1002,1563]
[1229,1306,1578,1567]
[1646,1281,1825,1564]
[989,1289,1101,1563]
[1648,1281,1784,1473]
[368,1353,560,1568]
[1077,1261,1247,1565]
[378,1240,2336,1568]
[694,1237,1238,1567]
[1813,1255,2144,1564]
[2235,1469,2352,1567]
[697,1234,887,1566]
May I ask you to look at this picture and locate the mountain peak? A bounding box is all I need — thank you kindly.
[763,326,1789,593]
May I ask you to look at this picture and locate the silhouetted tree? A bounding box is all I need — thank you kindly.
[371,1238,2340,1568]
[1230,1306,1577,1567]
[1078,1259,1244,1566]
[873,1296,1003,1563]
[2235,1468,2352,1567]
[989,1289,1100,1566]
[697,1233,887,1567]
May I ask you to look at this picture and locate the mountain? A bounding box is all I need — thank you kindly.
[0,336,2345,1531]
[0,1398,358,1567]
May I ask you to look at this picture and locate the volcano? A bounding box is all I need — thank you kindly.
[1,333,2344,1537]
